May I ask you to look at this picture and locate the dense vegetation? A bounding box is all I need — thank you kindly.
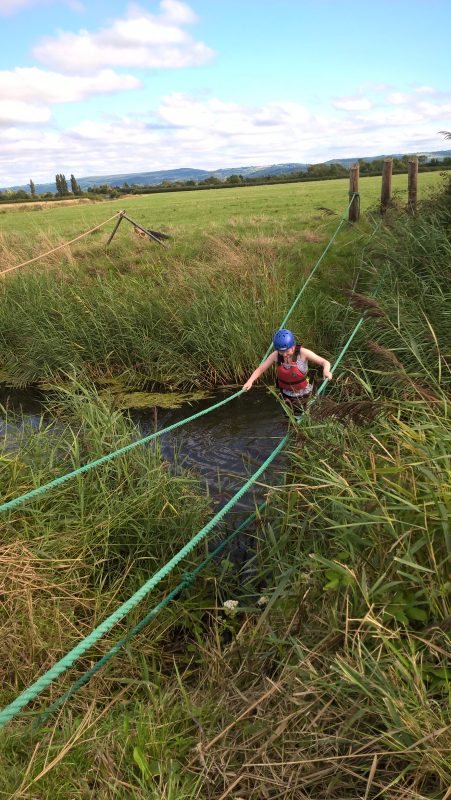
[0,175,449,799]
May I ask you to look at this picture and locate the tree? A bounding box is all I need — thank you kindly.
[70,174,82,195]
[226,174,243,184]
[29,179,36,197]
[55,173,69,197]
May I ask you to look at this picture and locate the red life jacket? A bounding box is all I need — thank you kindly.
[276,346,309,393]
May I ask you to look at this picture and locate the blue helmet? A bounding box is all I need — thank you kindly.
[273,328,295,351]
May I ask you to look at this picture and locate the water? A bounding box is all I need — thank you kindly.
[136,390,287,504]
[0,387,288,533]
[0,386,290,583]
[0,387,47,445]
[133,391,289,568]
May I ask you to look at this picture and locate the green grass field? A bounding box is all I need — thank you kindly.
[0,172,376,389]
[0,171,446,241]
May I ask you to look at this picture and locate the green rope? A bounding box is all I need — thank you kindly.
[0,389,244,514]
[0,195,355,516]
[0,294,373,730]
[0,438,287,729]
[261,194,355,360]
[35,505,266,726]
[0,193,362,729]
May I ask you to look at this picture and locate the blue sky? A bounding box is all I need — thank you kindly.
[1,0,450,186]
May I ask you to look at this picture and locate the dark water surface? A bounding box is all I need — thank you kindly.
[1,387,288,570]
[135,390,288,511]
[0,388,288,535]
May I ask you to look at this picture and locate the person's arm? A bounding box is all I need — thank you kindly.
[243,351,278,391]
[300,347,333,380]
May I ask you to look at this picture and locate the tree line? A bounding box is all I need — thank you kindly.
[1,158,450,204]
[2,173,83,203]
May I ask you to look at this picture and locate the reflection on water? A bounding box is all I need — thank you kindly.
[135,390,287,510]
[0,387,46,443]
[134,390,288,567]
[0,387,288,561]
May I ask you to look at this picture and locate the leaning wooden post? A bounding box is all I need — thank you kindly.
[349,163,360,222]
[121,212,168,247]
[380,158,393,214]
[106,210,125,245]
[407,157,418,214]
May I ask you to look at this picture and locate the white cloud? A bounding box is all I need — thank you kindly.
[0,67,140,105]
[372,84,393,92]
[333,96,373,111]
[0,0,37,11]
[357,108,424,127]
[0,100,51,124]
[417,101,451,117]
[415,85,436,95]
[33,1,214,73]
[388,92,410,105]
[160,0,197,25]
[2,91,451,186]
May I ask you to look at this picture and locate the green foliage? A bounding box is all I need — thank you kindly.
[55,173,69,197]
[0,172,450,800]
[70,174,82,196]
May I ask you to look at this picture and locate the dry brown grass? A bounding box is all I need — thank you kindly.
[0,198,96,212]
[197,233,284,276]
[299,229,327,244]
[183,615,450,800]
[310,396,381,424]
[367,340,441,402]
[341,290,386,317]
[0,228,89,277]
[0,540,93,695]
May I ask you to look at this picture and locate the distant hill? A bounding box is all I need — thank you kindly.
[3,151,451,193]
[3,164,311,193]
[324,151,451,169]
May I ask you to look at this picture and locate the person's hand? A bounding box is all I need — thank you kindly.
[323,369,333,380]
[243,378,254,391]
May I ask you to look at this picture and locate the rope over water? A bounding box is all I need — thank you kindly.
[0,194,365,729]
[0,438,288,727]
[0,296,376,729]
[0,195,356,516]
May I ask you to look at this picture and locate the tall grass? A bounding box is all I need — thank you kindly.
[0,222,360,389]
[0,178,449,799]
[179,180,451,799]
[0,384,210,712]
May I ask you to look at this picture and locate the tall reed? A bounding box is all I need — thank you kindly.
[0,383,210,712]
[0,179,449,800]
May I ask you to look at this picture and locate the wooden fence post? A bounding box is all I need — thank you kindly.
[407,157,418,214]
[106,210,125,245]
[349,163,360,222]
[380,158,393,214]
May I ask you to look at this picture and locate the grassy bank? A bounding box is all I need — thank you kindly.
[0,176,449,798]
[0,171,446,391]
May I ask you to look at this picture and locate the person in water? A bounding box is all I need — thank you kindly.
[243,328,333,403]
